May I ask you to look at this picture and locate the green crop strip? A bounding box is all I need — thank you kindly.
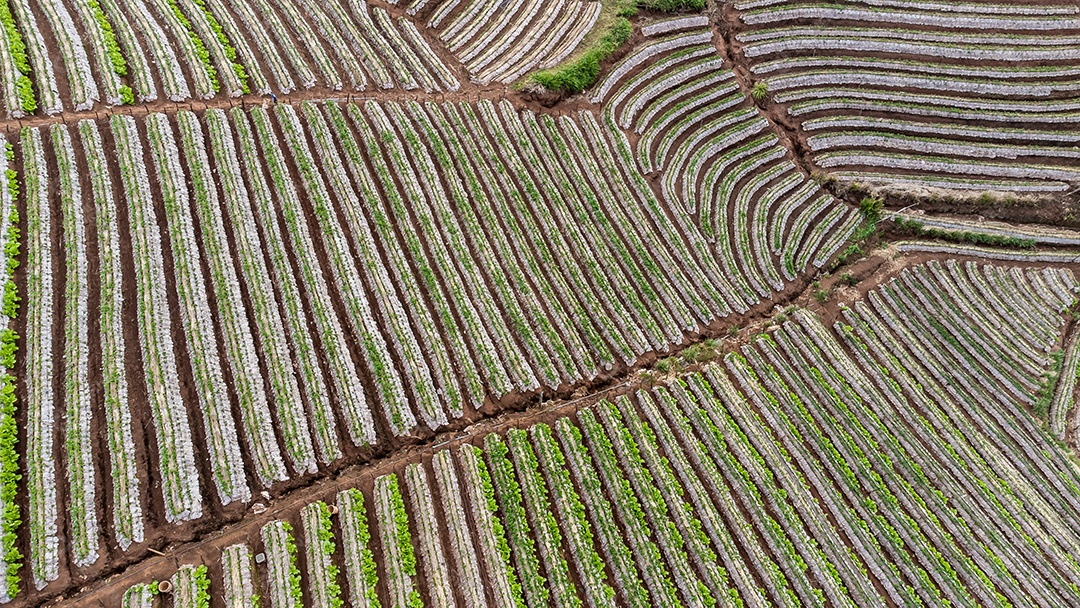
[386,476,423,608]
[0,140,20,595]
[315,503,343,608]
[164,0,247,94]
[281,522,305,606]
[188,0,249,93]
[85,0,134,103]
[193,565,210,608]
[343,489,381,608]
[0,0,35,112]
[893,216,1036,250]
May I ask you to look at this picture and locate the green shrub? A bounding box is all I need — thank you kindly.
[533,17,632,93]
[751,81,769,102]
[859,196,883,224]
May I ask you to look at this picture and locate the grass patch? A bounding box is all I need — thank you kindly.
[829,196,882,271]
[531,0,705,94]
[1035,350,1065,419]
[654,338,721,375]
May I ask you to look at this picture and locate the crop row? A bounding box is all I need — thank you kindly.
[53,124,96,570]
[734,0,1080,194]
[23,128,57,591]
[0,0,456,115]
[78,120,142,551]
[0,137,18,603]
[145,112,251,504]
[112,113,202,525]
[430,0,599,84]
[596,22,859,305]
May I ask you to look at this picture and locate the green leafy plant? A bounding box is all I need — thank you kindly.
[0,139,20,594]
[281,522,304,606]
[189,0,250,93]
[315,503,343,608]
[467,446,525,608]
[0,0,35,112]
[15,77,34,113]
[193,565,211,608]
[0,329,16,369]
[341,489,380,607]
[165,0,220,92]
[386,477,423,608]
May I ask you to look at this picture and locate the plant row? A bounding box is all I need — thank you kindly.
[596,25,858,306]
[0,0,456,114]
[0,137,18,602]
[432,0,601,84]
[734,0,1080,193]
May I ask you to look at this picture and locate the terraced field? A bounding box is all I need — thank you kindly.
[731,0,1080,195]
[111,256,1080,608]
[0,0,1075,606]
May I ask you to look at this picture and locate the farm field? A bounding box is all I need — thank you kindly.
[0,0,1075,605]
[103,255,1080,608]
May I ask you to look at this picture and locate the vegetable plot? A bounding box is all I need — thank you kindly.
[118,257,1080,606]
[734,0,1080,194]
